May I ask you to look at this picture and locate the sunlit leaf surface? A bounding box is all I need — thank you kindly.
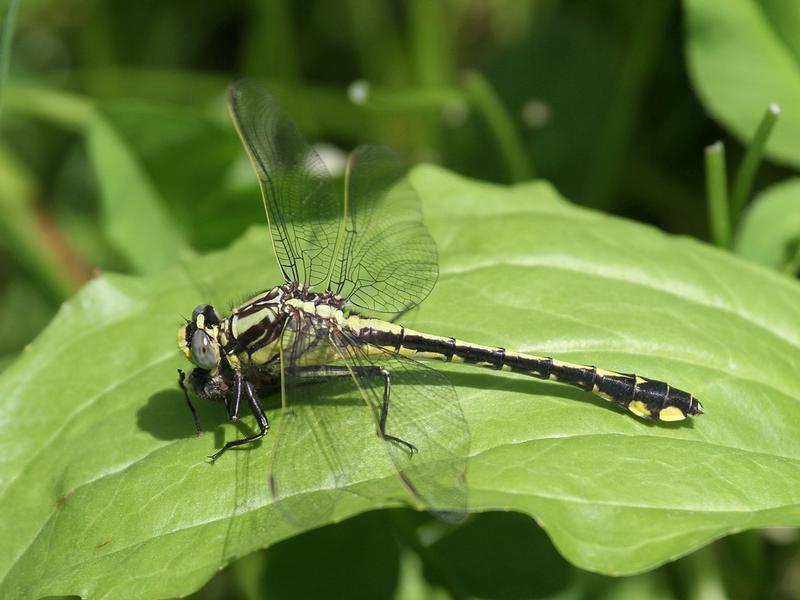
[683,0,800,167]
[2,166,799,598]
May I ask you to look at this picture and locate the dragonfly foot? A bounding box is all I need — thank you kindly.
[385,434,418,456]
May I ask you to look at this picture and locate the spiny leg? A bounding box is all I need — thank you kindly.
[227,371,243,420]
[209,377,269,462]
[290,364,417,455]
[177,369,202,435]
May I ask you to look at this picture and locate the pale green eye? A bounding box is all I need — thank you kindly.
[191,329,219,370]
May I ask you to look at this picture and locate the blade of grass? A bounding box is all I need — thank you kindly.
[3,82,94,131]
[730,103,781,227]
[0,144,79,303]
[583,0,672,208]
[705,141,730,247]
[677,545,728,600]
[0,0,19,115]
[348,0,407,85]
[407,0,455,167]
[783,239,800,277]
[462,70,533,183]
[409,0,453,87]
[242,0,298,84]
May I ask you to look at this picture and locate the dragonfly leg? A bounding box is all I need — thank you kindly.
[177,369,203,435]
[227,372,243,420]
[371,366,418,456]
[209,378,270,462]
[290,365,417,455]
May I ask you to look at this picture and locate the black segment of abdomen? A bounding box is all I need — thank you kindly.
[594,372,637,407]
[401,332,456,360]
[503,353,553,378]
[549,362,596,391]
[453,343,504,367]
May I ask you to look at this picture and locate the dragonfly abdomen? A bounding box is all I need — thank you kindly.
[360,321,703,423]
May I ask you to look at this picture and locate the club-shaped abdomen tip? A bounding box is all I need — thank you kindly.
[658,395,703,422]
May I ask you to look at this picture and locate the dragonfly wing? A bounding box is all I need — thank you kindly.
[228,79,339,288]
[269,315,399,525]
[330,145,438,314]
[330,329,470,514]
[270,314,469,524]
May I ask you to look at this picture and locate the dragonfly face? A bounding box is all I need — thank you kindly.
[178,304,223,372]
[175,79,702,524]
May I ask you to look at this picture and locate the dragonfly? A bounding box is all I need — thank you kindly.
[177,79,704,519]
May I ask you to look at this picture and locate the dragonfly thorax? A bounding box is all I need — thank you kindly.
[178,283,348,374]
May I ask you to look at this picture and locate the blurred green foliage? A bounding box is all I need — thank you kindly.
[1,0,800,598]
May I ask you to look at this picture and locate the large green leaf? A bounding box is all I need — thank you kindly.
[683,0,800,167]
[2,166,800,598]
[734,178,800,271]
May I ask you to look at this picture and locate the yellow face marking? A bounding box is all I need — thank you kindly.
[658,406,686,422]
[196,314,205,329]
[628,400,652,418]
[177,325,191,359]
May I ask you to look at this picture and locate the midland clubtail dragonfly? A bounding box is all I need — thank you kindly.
[178,79,703,517]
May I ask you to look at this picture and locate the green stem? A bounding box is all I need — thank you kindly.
[348,0,406,85]
[730,103,780,227]
[0,0,19,115]
[783,239,800,276]
[0,144,76,303]
[407,0,455,171]
[705,141,730,248]
[389,510,464,600]
[409,0,453,88]
[462,70,533,182]
[680,545,728,600]
[583,0,672,208]
[243,0,299,84]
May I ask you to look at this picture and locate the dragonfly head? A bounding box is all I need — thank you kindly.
[178,304,222,371]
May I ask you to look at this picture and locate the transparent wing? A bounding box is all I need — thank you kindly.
[330,145,438,314]
[270,316,469,525]
[228,79,340,288]
[269,315,399,524]
[330,330,469,514]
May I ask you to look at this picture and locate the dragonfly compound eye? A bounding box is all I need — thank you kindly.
[192,304,221,326]
[191,329,220,370]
